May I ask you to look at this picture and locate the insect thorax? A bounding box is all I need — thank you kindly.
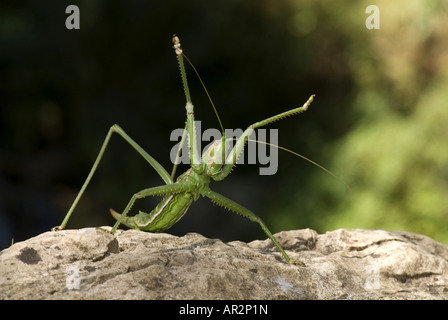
[177,168,211,199]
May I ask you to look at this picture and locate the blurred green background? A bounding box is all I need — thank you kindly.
[1,0,447,250]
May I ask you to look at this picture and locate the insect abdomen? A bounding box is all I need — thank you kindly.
[131,192,193,232]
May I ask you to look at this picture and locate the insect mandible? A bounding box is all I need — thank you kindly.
[53,35,319,266]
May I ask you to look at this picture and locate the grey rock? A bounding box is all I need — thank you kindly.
[1,227,447,299]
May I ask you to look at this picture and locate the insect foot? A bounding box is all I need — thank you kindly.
[51,226,64,231]
[97,226,115,235]
[289,260,306,267]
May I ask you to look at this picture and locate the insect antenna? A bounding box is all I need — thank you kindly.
[245,139,351,192]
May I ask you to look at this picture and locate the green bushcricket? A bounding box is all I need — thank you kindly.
[53,35,326,266]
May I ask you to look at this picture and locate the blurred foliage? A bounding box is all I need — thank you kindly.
[271,0,448,244]
[1,0,447,250]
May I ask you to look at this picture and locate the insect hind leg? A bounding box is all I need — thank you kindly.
[202,189,305,266]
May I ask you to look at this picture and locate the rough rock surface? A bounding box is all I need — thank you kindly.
[1,227,448,299]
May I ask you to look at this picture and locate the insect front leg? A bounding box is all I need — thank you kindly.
[173,35,203,173]
[203,189,305,266]
[53,124,173,231]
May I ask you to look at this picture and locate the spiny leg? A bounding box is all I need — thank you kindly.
[109,182,192,233]
[213,95,315,181]
[53,124,173,231]
[203,189,305,266]
[173,35,202,171]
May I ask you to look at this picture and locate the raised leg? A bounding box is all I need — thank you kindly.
[173,35,202,171]
[213,95,315,181]
[202,189,305,266]
[53,124,173,231]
